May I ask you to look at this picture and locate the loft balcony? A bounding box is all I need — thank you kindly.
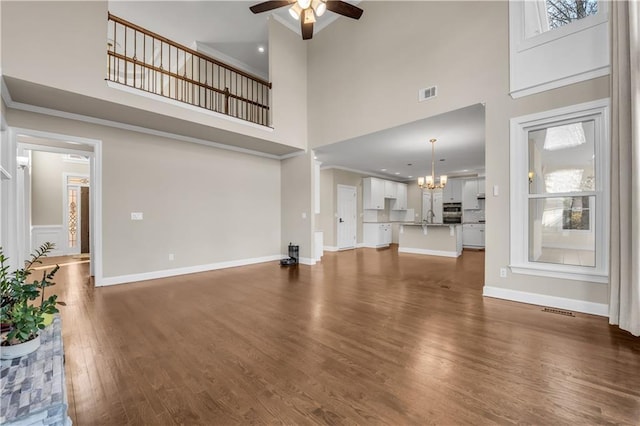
[106,13,272,127]
[2,1,306,157]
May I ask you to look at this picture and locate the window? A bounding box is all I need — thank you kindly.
[63,153,90,164]
[509,0,609,98]
[510,99,609,282]
[546,0,598,30]
[524,0,599,38]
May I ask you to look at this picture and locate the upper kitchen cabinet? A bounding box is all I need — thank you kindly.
[477,178,486,197]
[363,177,385,210]
[392,183,408,210]
[442,178,463,203]
[463,178,485,210]
[384,180,397,199]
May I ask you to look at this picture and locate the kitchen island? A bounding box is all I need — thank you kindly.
[398,223,463,257]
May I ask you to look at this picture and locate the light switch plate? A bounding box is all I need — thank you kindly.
[131,212,143,220]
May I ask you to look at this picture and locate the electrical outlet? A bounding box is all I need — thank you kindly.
[169,254,174,261]
[500,267,507,278]
[131,212,143,220]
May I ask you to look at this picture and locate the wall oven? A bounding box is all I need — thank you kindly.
[443,202,462,224]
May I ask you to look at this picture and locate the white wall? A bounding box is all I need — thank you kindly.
[31,151,89,225]
[307,1,610,306]
[1,1,306,152]
[7,108,282,279]
[281,152,313,262]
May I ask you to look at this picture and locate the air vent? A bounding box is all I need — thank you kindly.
[418,85,437,102]
[542,307,576,317]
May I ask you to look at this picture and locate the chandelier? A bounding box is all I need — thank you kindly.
[418,139,447,190]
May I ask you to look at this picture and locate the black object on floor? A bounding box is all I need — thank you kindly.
[280,243,299,266]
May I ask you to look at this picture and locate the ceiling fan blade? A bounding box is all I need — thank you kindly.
[301,19,314,40]
[250,1,294,14]
[325,1,364,19]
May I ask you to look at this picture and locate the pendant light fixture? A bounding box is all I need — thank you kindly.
[418,138,447,189]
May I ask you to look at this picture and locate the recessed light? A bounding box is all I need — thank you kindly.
[394,172,400,175]
[381,168,387,172]
[408,175,413,178]
[258,46,265,53]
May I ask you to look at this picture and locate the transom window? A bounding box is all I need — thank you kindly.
[510,99,609,283]
[525,0,599,38]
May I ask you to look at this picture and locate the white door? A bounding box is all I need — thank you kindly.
[337,185,357,250]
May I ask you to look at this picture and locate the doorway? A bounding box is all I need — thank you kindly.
[336,184,357,250]
[10,127,103,281]
[63,172,91,255]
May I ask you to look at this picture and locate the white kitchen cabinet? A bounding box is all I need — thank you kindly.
[384,180,397,199]
[382,223,392,245]
[392,183,408,210]
[363,223,392,248]
[463,179,481,210]
[477,178,486,196]
[442,178,463,203]
[463,223,485,247]
[363,177,385,210]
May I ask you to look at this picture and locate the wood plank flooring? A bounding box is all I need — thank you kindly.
[40,248,639,425]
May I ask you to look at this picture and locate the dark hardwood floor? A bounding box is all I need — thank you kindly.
[41,247,639,425]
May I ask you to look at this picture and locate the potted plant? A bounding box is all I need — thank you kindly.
[1,242,65,359]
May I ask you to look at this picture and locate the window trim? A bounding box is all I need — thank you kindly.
[515,1,608,53]
[509,99,610,283]
[509,0,610,99]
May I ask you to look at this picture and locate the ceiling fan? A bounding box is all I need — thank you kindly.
[250,0,363,40]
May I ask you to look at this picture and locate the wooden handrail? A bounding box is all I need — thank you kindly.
[107,51,270,110]
[108,13,272,88]
[106,12,271,126]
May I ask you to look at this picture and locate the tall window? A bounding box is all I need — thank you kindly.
[510,100,609,283]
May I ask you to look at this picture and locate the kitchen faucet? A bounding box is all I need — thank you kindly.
[424,209,435,224]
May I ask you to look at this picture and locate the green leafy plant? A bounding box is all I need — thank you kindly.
[1,242,65,346]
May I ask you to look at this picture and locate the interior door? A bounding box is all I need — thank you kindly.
[81,187,90,253]
[337,185,357,250]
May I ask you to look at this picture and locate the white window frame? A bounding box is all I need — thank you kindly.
[62,153,90,164]
[509,0,610,98]
[510,99,610,283]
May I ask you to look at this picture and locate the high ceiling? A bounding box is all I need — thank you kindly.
[314,104,486,181]
[106,2,486,173]
[108,1,352,79]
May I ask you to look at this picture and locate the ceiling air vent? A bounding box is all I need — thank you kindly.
[418,85,437,102]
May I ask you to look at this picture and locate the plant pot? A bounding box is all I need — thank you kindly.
[0,334,41,359]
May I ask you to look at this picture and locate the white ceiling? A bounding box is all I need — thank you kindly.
[314,104,486,181]
[108,1,353,79]
[106,2,486,173]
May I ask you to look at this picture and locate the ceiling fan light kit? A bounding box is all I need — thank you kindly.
[250,0,363,40]
[289,3,302,19]
[312,0,327,16]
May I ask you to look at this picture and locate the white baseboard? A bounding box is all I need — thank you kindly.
[398,247,461,258]
[483,285,608,317]
[323,245,338,252]
[31,225,66,256]
[98,255,283,286]
[298,257,316,266]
